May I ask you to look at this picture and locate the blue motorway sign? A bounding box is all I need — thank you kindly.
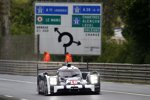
[73,5,101,14]
[36,6,68,15]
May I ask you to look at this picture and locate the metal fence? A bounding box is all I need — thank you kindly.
[0,60,150,84]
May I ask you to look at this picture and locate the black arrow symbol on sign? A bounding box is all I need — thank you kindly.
[73,41,81,46]
[54,27,61,35]
[54,27,81,47]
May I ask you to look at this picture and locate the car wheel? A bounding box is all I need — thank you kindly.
[94,84,101,94]
[50,86,54,95]
[94,89,100,94]
[43,78,48,96]
[38,84,42,94]
[94,90,100,94]
[38,77,43,95]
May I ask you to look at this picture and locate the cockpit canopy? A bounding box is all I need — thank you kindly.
[58,68,82,78]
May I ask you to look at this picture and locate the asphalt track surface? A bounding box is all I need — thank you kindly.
[0,74,150,100]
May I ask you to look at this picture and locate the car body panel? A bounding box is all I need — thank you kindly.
[37,64,101,95]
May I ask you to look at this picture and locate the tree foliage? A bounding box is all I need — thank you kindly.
[10,0,34,35]
[0,1,3,19]
[0,0,3,37]
[97,0,150,64]
[116,0,150,63]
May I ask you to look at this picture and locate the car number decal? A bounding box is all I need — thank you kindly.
[70,80,77,85]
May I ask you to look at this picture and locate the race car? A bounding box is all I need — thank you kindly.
[37,63,101,95]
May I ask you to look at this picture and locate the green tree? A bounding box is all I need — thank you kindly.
[116,0,150,63]
[0,0,3,37]
[11,0,34,35]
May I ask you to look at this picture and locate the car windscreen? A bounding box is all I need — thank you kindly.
[58,69,82,78]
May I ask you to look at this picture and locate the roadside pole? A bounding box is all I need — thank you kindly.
[37,34,40,83]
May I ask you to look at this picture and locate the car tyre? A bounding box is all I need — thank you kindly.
[37,77,43,95]
[43,78,48,96]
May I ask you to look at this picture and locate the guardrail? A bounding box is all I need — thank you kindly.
[0,60,150,84]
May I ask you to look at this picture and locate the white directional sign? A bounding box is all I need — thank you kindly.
[35,2,102,55]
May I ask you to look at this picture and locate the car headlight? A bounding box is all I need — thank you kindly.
[90,75,98,84]
[50,77,57,85]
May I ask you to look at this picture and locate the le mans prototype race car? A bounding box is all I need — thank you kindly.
[37,63,101,95]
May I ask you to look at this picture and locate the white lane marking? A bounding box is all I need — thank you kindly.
[4,95,13,98]
[0,78,36,84]
[21,98,28,100]
[4,95,28,100]
[102,90,150,97]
